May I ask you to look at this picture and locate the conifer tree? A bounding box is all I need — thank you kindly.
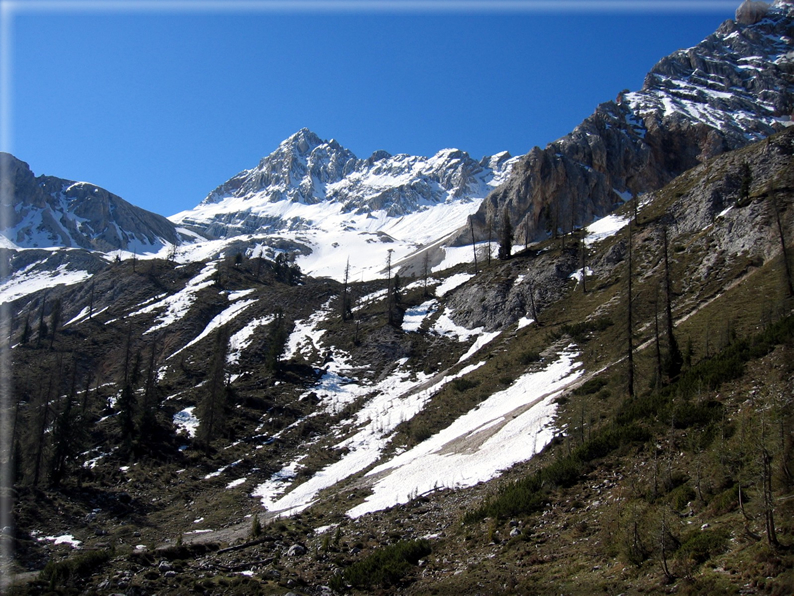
[31,376,53,487]
[118,330,140,457]
[49,298,62,349]
[265,309,288,374]
[36,297,48,347]
[88,280,95,319]
[739,162,752,204]
[196,326,231,446]
[20,314,30,345]
[50,364,81,487]
[138,340,161,446]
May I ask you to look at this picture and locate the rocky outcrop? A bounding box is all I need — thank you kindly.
[444,249,579,332]
[1,153,181,252]
[458,1,794,247]
[736,0,771,25]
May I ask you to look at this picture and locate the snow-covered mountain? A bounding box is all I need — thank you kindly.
[170,129,518,279]
[0,153,181,253]
[469,0,794,244]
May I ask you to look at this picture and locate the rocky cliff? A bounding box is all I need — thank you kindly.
[462,0,794,246]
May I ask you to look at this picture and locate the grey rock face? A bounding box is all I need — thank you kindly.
[458,3,794,247]
[1,153,180,252]
[445,249,579,332]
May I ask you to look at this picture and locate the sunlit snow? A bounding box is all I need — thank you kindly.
[347,348,582,518]
[434,272,473,297]
[584,214,629,246]
[0,264,91,305]
[168,298,257,360]
[227,315,275,365]
[402,300,438,332]
[252,359,486,516]
[135,262,217,334]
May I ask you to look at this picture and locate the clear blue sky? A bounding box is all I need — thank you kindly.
[5,1,738,217]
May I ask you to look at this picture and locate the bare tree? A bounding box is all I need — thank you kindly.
[770,194,793,297]
[486,217,493,265]
[469,217,478,274]
[653,287,663,392]
[526,276,540,326]
[422,251,431,297]
[580,230,588,293]
[662,227,683,382]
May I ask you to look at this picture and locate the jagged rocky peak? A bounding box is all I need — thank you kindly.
[462,1,794,246]
[200,128,359,207]
[367,149,392,164]
[175,130,519,238]
[0,152,179,252]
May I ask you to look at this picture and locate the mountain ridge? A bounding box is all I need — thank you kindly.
[171,128,517,241]
[0,152,181,253]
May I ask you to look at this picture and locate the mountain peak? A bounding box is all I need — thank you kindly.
[279,128,325,156]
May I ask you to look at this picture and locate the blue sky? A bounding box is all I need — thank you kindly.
[3,1,738,217]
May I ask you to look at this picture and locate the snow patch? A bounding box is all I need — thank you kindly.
[435,273,473,297]
[173,407,199,438]
[0,264,91,305]
[585,214,629,246]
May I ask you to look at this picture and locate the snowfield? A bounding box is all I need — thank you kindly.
[173,407,199,438]
[347,347,582,517]
[130,262,217,334]
[252,357,487,516]
[584,214,628,246]
[250,346,581,519]
[168,298,257,360]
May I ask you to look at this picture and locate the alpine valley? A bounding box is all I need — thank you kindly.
[2,1,794,595]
